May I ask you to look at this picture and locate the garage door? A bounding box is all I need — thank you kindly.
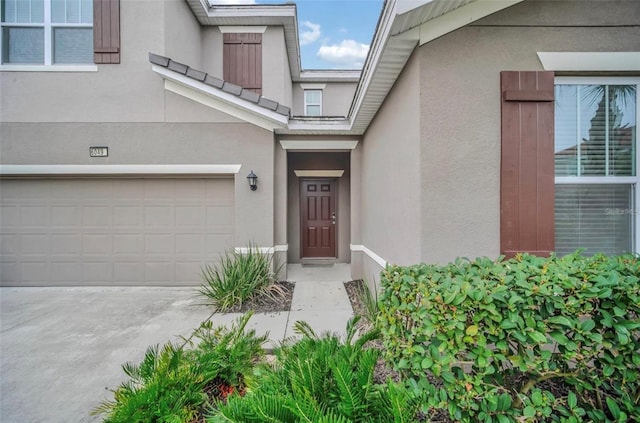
[0,178,234,286]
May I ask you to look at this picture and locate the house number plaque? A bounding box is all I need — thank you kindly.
[90,147,108,157]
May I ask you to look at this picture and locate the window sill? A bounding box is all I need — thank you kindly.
[0,64,98,72]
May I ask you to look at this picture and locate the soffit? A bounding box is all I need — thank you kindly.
[348,0,523,135]
[390,0,475,35]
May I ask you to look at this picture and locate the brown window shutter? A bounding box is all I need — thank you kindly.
[500,71,555,258]
[223,33,262,95]
[93,0,120,64]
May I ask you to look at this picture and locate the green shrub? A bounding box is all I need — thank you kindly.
[210,316,420,422]
[199,244,283,312]
[93,313,267,422]
[378,252,640,423]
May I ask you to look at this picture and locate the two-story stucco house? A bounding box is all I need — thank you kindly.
[1,0,638,287]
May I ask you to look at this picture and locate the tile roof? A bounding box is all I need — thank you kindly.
[149,53,291,117]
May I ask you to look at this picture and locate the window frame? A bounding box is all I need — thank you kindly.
[554,76,640,254]
[304,89,323,116]
[0,0,95,70]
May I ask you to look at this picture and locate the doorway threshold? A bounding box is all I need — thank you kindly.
[287,263,351,283]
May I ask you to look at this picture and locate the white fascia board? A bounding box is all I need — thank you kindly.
[218,26,267,33]
[300,83,327,90]
[152,65,288,131]
[205,5,296,19]
[286,120,352,133]
[418,0,524,46]
[297,70,361,82]
[538,52,640,72]
[294,170,345,177]
[280,140,358,150]
[347,0,399,122]
[0,164,242,176]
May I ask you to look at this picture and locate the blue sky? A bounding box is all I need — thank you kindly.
[211,0,384,70]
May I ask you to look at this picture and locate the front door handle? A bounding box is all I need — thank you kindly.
[331,212,336,225]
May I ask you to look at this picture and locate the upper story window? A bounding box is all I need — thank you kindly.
[304,89,322,116]
[1,0,93,65]
[554,78,638,255]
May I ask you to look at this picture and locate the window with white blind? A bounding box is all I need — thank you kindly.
[1,0,93,65]
[554,78,638,255]
[304,89,322,116]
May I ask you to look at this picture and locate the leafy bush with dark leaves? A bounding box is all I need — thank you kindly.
[379,252,640,423]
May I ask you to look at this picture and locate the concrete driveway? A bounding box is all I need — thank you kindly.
[0,267,355,422]
[0,287,214,423]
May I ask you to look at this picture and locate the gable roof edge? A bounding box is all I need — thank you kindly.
[347,0,525,135]
[152,64,288,132]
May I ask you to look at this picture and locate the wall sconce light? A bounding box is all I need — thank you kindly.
[247,170,258,191]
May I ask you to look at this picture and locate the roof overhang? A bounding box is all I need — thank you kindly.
[185,0,303,80]
[346,0,524,135]
[152,64,288,131]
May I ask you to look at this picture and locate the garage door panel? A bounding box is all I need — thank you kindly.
[1,206,20,226]
[1,234,18,256]
[114,206,142,226]
[0,178,235,286]
[145,261,173,283]
[176,206,205,226]
[51,262,81,283]
[52,206,80,226]
[83,234,112,255]
[83,262,112,283]
[82,206,112,227]
[21,207,50,226]
[176,261,202,284]
[114,262,142,283]
[0,261,19,281]
[207,234,233,256]
[51,234,80,255]
[145,234,173,255]
[176,233,204,255]
[21,262,49,284]
[22,235,50,255]
[114,234,142,255]
[144,206,173,226]
[207,180,234,203]
[144,181,176,200]
[207,207,233,226]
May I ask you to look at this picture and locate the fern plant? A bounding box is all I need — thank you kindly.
[94,313,266,423]
[210,316,418,423]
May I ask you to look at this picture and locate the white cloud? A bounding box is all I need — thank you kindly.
[208,0,256,5]
[299,21,321,46]
[317,39,369,69]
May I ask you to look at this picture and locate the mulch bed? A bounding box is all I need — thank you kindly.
[224,281,295,313]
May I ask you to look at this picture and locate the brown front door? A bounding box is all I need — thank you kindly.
[301,179,337,258]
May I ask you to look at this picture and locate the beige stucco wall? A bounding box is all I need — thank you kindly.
[0,0,201,124]
[359,51,422,284]
[262,27,290,107]
[164,0,203,68]
[417,0,640,265]
[291,82,358,117]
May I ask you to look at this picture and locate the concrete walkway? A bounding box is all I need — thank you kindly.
[0,264,353,423]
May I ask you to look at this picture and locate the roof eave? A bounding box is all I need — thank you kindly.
[347,0,525,135]
[184,0,302,80]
